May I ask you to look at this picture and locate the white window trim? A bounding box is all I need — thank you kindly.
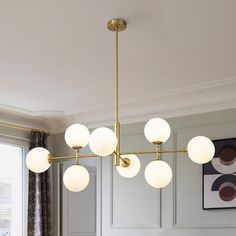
[0,136,29,236]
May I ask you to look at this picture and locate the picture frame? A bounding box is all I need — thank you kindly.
[202,137,236,210]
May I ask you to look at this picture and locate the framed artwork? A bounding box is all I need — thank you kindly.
[203,137,236,210]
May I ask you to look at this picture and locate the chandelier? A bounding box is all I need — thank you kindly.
[26,19,215,192]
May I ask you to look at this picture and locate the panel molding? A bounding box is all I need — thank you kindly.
[96,158,102,236]
[62,162,97,236]
[109,157,162,229]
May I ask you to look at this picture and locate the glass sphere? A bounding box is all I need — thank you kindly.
[63,165,90,192]
[89,127,117,156]
[26,147,51,173]
[65,124,90,148]
[187,136,215,164]
[116,154,141,178]
[145,160,172,188]
[144,118,171,144]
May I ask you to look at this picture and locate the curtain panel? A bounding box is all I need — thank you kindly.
[27,131,53,236]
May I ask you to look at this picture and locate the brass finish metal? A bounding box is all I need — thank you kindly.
[50,148,187,162]
[115,26,119,123]
[107,19,126,32]
[155,144,161,160]
[158,148,187,154]
[48,154,53,164]
[121,150,157,156]
[152,141,163,145]
[76,153,97,158]
[121,149,187,155]
[75,147,81,165]
[111,17,121,167]
[121,157,131,168]
[52,154,97,161]
[114,122,121,166]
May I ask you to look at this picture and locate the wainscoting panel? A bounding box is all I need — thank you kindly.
[62,161,97,236]
[102,133,163,236]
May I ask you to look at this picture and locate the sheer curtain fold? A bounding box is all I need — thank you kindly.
[27,131,53,236]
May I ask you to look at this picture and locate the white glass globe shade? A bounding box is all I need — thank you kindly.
[144,118,171,144]
[116,155,141,178]
[145,160,172,188]
[26,147,51,173]
[89,127,117,156]
[187,136,215,164]
[63,165,90,192]
[65,124,90,148]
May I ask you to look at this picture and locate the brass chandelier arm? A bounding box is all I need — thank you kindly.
[121,149,187,156]
[49,148,188,162]
[158,148,187,154]
[50,154,98,161]
[121,150,157,156]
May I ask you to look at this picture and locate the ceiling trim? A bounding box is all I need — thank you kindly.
[64,76,236,115]
[0,76,236,133]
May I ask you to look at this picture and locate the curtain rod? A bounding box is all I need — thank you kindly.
[0,133,30,142]
[0,120,50,134]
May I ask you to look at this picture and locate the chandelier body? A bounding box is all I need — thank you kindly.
[26,19,215,192]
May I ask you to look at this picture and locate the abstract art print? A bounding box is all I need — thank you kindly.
[203,138,236,209]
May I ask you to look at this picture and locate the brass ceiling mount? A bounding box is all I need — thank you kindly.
[107,19,126,32]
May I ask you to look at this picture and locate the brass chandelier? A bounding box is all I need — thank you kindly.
[26,19,215,192]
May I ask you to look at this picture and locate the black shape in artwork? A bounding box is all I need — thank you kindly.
[211,174,236,191]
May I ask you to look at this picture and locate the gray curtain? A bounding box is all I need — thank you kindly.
[27,131,53,236]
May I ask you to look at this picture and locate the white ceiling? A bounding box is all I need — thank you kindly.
[1,0,236,132]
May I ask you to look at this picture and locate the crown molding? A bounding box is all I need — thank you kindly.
[63,76,236,115]
[0,104,65,132]
[53,76,236,132]
[0,76,236,133]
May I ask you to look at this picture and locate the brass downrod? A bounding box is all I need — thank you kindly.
[115,26,119,124]
[107,19,127,166]
[114,25,120,166]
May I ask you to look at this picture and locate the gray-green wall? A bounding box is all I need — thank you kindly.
[52,108,236,236]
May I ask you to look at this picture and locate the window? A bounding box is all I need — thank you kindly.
[0,141,27,236]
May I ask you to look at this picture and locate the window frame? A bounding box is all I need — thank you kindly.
[0,136,29,236]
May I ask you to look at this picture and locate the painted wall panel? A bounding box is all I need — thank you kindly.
[62,161,97,236]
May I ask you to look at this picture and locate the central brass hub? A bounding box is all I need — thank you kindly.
[121,158,131,168]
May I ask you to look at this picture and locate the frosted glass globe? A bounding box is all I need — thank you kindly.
[116,154,141,178]
[187,136,215,164]
[26,147,51,173]
[65,124,90,148]
[145,160,172,188]
[144,118,171,144]
[63,165,90,192]
[89,127,117,156]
